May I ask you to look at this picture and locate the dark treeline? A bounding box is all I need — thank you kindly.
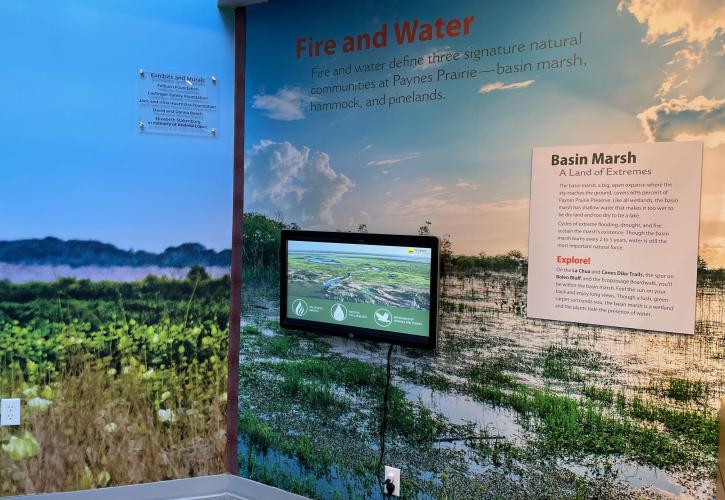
[449,251,528,275]
[241,213,529,278]
[12,216,717,281]
[0,237,231,268]
[698,256,725,283]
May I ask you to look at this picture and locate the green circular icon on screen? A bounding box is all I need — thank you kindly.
[331,303,348,322]
[292,299,308,317]
[374,308,393,328]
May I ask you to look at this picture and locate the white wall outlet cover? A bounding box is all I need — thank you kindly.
[1,398,21,426]
[384,465,401,497]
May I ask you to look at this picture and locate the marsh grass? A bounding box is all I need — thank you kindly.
[648,377,712,404]
[242,325,261,336]
[0,358,226,495]
[278,364,339,411]
[626,396,717,452]
[466,358,519,388]
[237,274,723,498]
[238,410,333,473]
[539,345,601,382]
[463,356,713,472]
[241,458,318,499]
[263,336,299,357]
[0,277,228,495]
[582,384,614,405]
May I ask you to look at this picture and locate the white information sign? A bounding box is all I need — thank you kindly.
[527,141,702,335]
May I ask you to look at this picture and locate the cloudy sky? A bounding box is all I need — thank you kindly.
[245,0,725,266]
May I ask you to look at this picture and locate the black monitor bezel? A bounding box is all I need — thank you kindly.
[280,230,440,349]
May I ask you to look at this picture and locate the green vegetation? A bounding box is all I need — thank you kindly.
[582,384,615,405]
[650,377,712,404]
[463,352,718,473]
[449,250,528,275]
[238,410,333,471]
[263,335,299,357]
[241,459,318,499]
[466,358,518,388]
[466,380,694,471]
[539,345,601,382]
[279,363,339,411]
[236,338,450,498]
[288,252,431,310]
[626,397,718,452]
[243,212,299,281]
[0,274,229,495]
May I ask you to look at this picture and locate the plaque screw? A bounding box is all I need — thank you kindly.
[139,68,144,76]
[211,128,217,135]
[211,75,216,84]
[139,122,144,129]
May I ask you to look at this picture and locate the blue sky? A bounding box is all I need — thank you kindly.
[0,1,235,252]
[245,0,725,265]
[0,1,722,265]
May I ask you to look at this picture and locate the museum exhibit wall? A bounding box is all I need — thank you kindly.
[0,1,234,495]
[240,0,725,499]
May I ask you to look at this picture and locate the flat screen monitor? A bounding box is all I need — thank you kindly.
[280,230,439,348]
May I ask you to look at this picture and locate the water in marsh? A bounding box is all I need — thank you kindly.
[238,271,724,499]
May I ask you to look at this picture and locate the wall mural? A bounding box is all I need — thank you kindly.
[0,1,234,495]
[241,0,724,498]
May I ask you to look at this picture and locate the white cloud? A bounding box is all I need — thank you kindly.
[479,80,535,93]
[618,0,725,98]
[456,180,479,190]
[674,131,725,148]
[617,0,725,48]
[366,152,422,166]
[637,95,725,147]
[245,140,354,225]
[252,87,307,121]
[423,185,447,194]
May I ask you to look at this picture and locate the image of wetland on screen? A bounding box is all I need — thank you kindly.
[287,242,431,311]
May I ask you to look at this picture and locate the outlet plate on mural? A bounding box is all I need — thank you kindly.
[384,465,400,497]
[1,398,21,426]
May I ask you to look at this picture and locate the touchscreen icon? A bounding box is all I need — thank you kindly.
[291,299,308,317]
[374,308,393,328]
[331,303,348,321]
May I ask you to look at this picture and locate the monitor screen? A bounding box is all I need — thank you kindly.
[280,231,439,348]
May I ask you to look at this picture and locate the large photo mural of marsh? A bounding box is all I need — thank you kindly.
[0,1,234,495]
[241,0,725,498]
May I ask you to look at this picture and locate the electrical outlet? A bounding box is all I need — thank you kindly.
[1,398,21,426]
[384,465,400,497]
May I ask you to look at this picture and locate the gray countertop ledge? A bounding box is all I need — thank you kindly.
[4,474,309,500]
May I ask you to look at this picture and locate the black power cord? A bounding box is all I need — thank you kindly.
[376,343,395,498]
